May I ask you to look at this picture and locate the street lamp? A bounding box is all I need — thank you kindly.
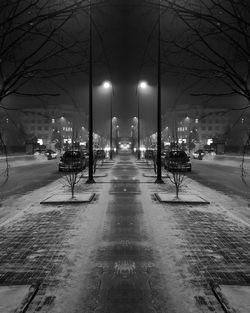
[155,0,164,184]
[136,80,148,160]
[103,81,111,89]
[102,80,114,160]
[139,81,147,89]
[185,116,191,152]
[131,125,135,151]
[86,0,95,184]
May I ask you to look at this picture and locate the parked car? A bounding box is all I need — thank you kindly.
[34,148,46,156]
[192,149,205,160]
[161,149,170,165]
[33,150,41,156]
[81,149,89,166]
[205,149,216,156]
[94,149,106,160]
[164,150,192,172]
[58,150,86,172]
[145,149,155,160]
[45,149,58,160]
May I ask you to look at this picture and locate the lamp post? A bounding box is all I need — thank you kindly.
[131,125,135,151]
[103,81,113,160]
[137,81,147,160]
[155,0,164,184]
[86,0,95,184]
[184,116,191,152]
[116,125,119,152]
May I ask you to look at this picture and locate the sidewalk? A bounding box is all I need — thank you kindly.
[0,154,250,312]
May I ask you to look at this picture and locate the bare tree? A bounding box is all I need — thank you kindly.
[62,169,82,199]
[0,132,9,186]
[155,0,250,106]
[0,0,104,182]
[144,0,250,180]
[168,168,186,199]
[60,149,86,198]
[0,0,95,103]
[241,130,250,184]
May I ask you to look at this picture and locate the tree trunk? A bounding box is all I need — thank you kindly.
[71,185,75,198]
[176,184,179,199]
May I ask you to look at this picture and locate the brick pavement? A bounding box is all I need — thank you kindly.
[143,164,250,312]
[0,155,250,312]
[0,207,80,312]
[78,159,172,312]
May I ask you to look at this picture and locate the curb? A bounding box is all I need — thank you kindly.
[40,193,96,205]
[154,192,210,205]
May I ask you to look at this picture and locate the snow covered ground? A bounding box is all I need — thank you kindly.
[0,155,249,312]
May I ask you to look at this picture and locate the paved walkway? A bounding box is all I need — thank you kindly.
[0,152,250,312]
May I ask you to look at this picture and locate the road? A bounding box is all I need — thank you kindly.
[1,154,249,205]
[0,159,60,200]
[190,159,250,202]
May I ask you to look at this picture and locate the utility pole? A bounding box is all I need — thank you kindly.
[155,0,164,184]
[137,94,140,159]
[86,0,95,184]
[110,95,113,160]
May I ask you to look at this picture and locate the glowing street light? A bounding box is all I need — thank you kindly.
[102,80,114,160]
[103,81,112,89]
[136,80,148,159]
[139,81,148,89]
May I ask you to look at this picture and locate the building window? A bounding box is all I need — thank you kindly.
[38,126,42,131]
[208,126,212,131]
[202,126,206,130]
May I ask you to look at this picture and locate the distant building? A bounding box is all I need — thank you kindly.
[2,104,87,149]
[163,104,230,148]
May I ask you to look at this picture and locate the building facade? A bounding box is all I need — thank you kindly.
[2,104,88,150]
[163,104,230,148]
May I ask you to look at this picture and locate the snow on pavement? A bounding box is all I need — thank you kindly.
[0,155,250,312]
